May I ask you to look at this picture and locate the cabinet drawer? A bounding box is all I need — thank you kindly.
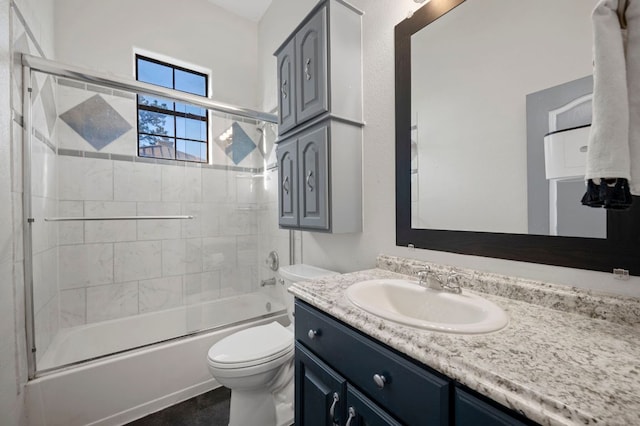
[455,388,530,426]
[295,300,450,426]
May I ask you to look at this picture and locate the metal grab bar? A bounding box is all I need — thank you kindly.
[44,215,194,222]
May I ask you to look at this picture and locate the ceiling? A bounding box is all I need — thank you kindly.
[206,0,273,22]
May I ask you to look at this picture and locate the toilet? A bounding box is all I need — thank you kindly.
[207,264,339,426]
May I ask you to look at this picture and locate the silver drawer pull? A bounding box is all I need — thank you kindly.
[281,79,288,99]
[306,170,314,192]
[305,58,312,80]
[329,392,339,419]
[373,373,387,389]
[308,329,318,339]
[283,176,290,195]
[346,407,356,426]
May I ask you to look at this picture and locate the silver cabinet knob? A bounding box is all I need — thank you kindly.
[373,374,387,389]
[308,329,318,339]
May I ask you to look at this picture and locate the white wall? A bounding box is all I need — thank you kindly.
[3,0,56,422]
[258,0,640,298]
[54,0,259,108]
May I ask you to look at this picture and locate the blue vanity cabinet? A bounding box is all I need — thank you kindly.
[296,344,347,426]
[295,299,539,426]
[454,388,529,426]
[295,300,450,425]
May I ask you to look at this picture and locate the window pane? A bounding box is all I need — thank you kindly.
[137,58,173,89]
[176,117,207,141]
[138,95,174,112]
[175,69,206,96]
[177,139,207,162]
[175,102,206,118]
[139,135,175,160]
[138,110,175,137]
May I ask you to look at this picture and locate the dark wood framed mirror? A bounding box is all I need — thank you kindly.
[395,0,640,275]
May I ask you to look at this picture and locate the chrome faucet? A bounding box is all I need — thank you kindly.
[416,267,462,294]
[260,277,277,287]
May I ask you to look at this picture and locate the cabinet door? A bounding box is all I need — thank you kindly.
[344,386,402,426]
[276,38,296,135]
[295,5,328,125]
[276,138,298,227]
[296,344,347,426]
[455,388,529,426]
[298,125,329,230]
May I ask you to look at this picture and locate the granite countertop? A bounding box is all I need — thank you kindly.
[288,255,640,426]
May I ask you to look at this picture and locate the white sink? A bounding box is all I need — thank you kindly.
[345,279,508,334]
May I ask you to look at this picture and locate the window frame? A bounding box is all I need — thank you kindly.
[135,54,210,164]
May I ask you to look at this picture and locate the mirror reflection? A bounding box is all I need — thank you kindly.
[410,0,603,237]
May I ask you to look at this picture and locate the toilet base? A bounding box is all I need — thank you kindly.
[228,383,293,426]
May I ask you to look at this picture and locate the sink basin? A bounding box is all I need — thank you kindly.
[345,279,508,334]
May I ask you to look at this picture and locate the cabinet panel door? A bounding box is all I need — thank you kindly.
[295,6,328,125]
[455,388,529,426]
[298,125,329,230]
[276,138,298,227]
[345,386,402,426]
[276,39,296,135]
[296,344,347,426]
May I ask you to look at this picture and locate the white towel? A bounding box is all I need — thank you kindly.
[585,0,633,190]
[627,0,640,194]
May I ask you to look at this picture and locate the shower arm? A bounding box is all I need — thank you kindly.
[21,54,278,124]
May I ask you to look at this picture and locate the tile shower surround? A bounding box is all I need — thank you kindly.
[56,152,271,328]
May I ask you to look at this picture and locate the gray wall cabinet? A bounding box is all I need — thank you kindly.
[276,119,362,233]
[274,0,363,234]
[275,0,363,136]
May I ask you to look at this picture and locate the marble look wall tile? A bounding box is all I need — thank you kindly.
[161,238,203,277]
[161,165,186,203]
[31,138,57,199]
[184,271,221,304]
[59,243,113,289]
[202,237,237,272]
[220,205,257,236]
[86,282,138,323]
[202,168,235,203]
[199,203,221,238]
[84,201,136,243]
[0,191,12,266]
[32,248,57,314]
[114,240,162,282]
[58,201,84,245]
[58,156,113,201]
[34,296,58,364]
[113,161,161,202]
[59,288,86,328]
[11,121,23,194]
[137,202,181,240]
[220,266,257,297]
[237,235,258,266]
[235,174,257,205]
[139,276,183,313]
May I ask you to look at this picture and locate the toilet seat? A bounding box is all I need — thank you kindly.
[207,322,294,370]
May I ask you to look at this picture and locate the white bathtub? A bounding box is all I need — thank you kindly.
[26,292,288,426]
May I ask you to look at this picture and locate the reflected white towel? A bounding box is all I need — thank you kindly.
[585,0,635,191]
[628,0,640,194]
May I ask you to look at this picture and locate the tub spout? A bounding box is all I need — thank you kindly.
[260,277,277,287]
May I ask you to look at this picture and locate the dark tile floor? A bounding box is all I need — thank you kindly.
[127,387,231,426]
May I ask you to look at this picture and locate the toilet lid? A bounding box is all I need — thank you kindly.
[207,322,293,368]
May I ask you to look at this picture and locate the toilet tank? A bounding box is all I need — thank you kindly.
[277,264,339,323]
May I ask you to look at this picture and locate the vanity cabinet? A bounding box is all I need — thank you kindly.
[275,0,363,136]
[295,299,537,426]
[276,119,362,233]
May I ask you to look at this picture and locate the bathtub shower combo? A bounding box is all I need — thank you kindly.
[21,54,290,425]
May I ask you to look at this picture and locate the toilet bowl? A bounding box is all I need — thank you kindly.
[206,264,338,426]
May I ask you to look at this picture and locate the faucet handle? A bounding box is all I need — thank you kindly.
[416,267,430,285]
[444,271,463,293]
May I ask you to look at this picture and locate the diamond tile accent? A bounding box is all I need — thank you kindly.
[216,122,256,165]
[60,94,133,151]
[40,76,57,136]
